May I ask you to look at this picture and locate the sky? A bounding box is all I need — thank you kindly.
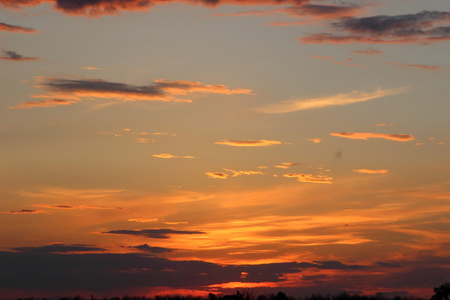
[0,0,449,299]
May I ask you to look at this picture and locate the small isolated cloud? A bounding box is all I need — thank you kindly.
[0,22,37,33]
[353,169,390,174]
[330,132,415,142]
[0,209,49,215]
[128,218,160,223]
[0,50,39,61]
[22,76,253,107]
[257,87,407,113]
[81,66,100,70]
[12,244,105,253]
[283,173,333,184]
[8,99,76,109]
[205,172,229,179]
[31,204,121,210]
[306,138,322,144]
[152,153,195,159]
[215,139,282,147]
[353,48,383,55]
[375,123,396,127]
[103,228,206,239]
[130,244,174,254]
[274,162,301,169]
[389,62,440,70]
[223,168,265,177]
[300,10,450,44]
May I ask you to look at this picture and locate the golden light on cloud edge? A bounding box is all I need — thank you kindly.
[283,173,333,184]
[257,87,408,113]
[205,172,229,179]
[330,132,415,141]
[353,169,390,174]
[215,139,282,147]
[153,153,195,159]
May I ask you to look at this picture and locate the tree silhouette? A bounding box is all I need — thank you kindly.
[432,283,450,300]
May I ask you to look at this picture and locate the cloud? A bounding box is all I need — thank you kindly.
[282,4,362,20]
[81,66,100,70]
[205,172,229,179]
[130,244,174,254]
[128,218,160,223]
[215,139,282,147]
[353,169,390,174]
[257,87,407,113]
[353,48,383,55]
[283,173,333,184]
[0,50,39,61]
[301,10,450,44]
[12,244,105,253]
[306,138,322,144]
[31,204,121,210]
[223,168,265,177]
[375,123,396,127]
[153,153,195,159]
[330,132,415,142]
[0,0,306,16]
[8,99,77,109]
[103,228,206,239]
[274,162,301,169]
[0,209,50,215]
[0,22,37,33]
[24,77,252,106]
[389,62,440,70]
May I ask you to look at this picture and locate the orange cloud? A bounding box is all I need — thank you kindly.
[0,209,50,215]
[205,172,229,179]
[0,22,37,33]
[274,162,301,169]
[257,87,407,113]
[330,132,415,142]
[81,66,100,70]
[389,62,440,70]
[31,204,121,210]
[353,48,383,55]
[283,173,333,184]
[223,168,265,177]
[8,99,77,109]
[153,153,195,159]
[353,169,390,174]
[128,218,160,223]
[215,139,282,147]
[306,138,322,143]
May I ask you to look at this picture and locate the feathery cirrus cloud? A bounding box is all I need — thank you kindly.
[283,173,333,184]
[0,22,37,33]
[8,99,76,109]
[353,169,389,174]
[11,76,253,108]
[215,139,282,147]
[257,87,407,113]
[330,132,415,142]
[205,172,229,179]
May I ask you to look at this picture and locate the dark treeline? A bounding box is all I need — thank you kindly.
[16,283,450,300]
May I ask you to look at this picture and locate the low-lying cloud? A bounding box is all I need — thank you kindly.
[330,132,415,142]
[103,228,206,239]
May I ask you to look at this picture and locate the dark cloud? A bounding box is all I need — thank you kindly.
[130,244,175,253]
[12,244,105,253]
[0,50,39,61]
[301,10,450,44]
[376,262,402,268]
[313,261,366,270]
[0,0,304,16]
[103,228,207,239]
[0,209,49,214]
[0,22,37,33]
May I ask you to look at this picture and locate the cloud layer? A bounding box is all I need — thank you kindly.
[330,132,415,142]
[215,139,282,147]
[103,228,206,239]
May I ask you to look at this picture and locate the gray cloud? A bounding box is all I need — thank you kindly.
[0,50,39,61]
[130,244,175,253]
[12,244,105,253]
[0,22,37,33]
[103,228,207,239]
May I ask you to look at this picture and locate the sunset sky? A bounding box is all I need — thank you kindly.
[1,0,449,299]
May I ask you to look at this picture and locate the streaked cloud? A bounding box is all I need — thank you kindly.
[0,209,50,215]
[306,138,322,144]
[0,50,39,61]
[130,244,174,253]
[12,244,105,253]
[8,99,76,109]
[205,172,229,179]
[31,204,121,210]
[283,173,333,184]
[301,10,450,44]
[257,87,407,113]
[215,139,282,147]
[223,168,265,177]
[23,76,253,107]
[330,132,415,142]
[18,187,124,199]
[103,228,206,239]
[353,48,383,55]
[274,162,301,169]
[153,153,195,159]
[128,218,160,223]
[0,22,37,33]
[81,66,100,70]
[353,169,390,174]
[389,62,440,70]
[375,123,396,127]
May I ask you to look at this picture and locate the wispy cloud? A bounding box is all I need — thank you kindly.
[153,153,195,159]
[12,244,105,253]
[223,168,265,177]
[215,139,282,147]
[330,132,415,142]
[283,173,333,184]
[205,172,229,179]
[0,50,39,61]
[130,244,174,253]
[389,62,440,70]
[306,138,322,144]
[353,169,390,174]
[8,99,76,109]
[81,66,100,70]
[0,22,37,33]
[103,228,206,239]
[274,162,301,169]
[257,87,407,113]
[20,76,253,108]
[353,48,383,55]
[0,209,50,215]
[31,204,121,210]
[301,10,450,44]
